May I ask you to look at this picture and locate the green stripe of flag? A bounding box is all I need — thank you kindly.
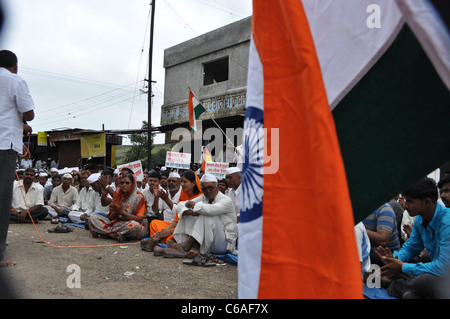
[194,103,206,119]
[333,24,450,223]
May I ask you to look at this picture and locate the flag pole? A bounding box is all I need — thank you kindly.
[188,87,240,156]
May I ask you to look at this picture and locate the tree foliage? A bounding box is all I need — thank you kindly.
[124,121,154,169]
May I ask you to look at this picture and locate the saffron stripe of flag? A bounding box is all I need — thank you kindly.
[239,0,362,299]
[200,146,212,172]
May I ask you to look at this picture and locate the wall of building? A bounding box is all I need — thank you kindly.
[161,16,251,127]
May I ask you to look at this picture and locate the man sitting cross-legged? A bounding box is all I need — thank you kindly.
[162,174,237,265]
[10,168,48,223]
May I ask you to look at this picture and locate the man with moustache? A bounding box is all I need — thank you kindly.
[154,172,182,222]
[438,175,450,208]
[10,168,48,223]
[46,173,78,223]
[166,174,237,261]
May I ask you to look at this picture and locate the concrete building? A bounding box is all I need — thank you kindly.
[160,16,251,163]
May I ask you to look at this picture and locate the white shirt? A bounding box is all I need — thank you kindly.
[86,192,110,216]
[227,184,241,218]
[177,191,238,253]
[0,68,35,153]
[21,158,33,168]
[71,186,94,212]
[143,186,170,220]
[12,181,44,212]
[48,184,78,210]
[354,222,371,273]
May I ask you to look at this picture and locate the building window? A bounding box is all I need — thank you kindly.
[203,57,229,86]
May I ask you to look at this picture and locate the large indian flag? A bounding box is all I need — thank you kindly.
[239,0,450,299]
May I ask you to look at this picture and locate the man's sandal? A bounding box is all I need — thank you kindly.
[183,253,219,267]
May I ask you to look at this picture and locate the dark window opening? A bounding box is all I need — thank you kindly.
[203,57,229,86]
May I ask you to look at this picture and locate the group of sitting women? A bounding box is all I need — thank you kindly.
[88,170,202,244]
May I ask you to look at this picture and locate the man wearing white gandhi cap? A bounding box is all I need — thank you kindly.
[164,173,237,261]
[45,173,78,223]
[67,170,95,224]
[225,166,241,223]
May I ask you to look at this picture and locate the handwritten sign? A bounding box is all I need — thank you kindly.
[118,160,143,181]
[165,151,191,169]
[204,162,229,179]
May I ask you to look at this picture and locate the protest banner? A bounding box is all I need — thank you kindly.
[205,161,229,179]
[118,160,143,181]
[165,151,191,169]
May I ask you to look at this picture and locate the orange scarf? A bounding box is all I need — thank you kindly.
[173,172,202,222]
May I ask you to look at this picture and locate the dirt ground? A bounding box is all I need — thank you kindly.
[1,220,238,299]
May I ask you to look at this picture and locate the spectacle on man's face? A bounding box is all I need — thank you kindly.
[168,178,180,191]
[201,182,219,200]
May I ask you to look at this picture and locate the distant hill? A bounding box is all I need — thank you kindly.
[114,144,174,167]
[114,145,132,165]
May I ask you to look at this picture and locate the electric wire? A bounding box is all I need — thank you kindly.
[128,0,153,129]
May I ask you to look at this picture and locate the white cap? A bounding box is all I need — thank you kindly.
[87,173,101,184]
[63,173,72,179]
[161,166,167,171]
[169,172,181,179]
[39,172,48,177]
[50,168,58,172]
[225,167,241,175]
[200,173,217,183]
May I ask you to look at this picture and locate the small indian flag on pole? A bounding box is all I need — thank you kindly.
[188,89,206,133]
[200,146,212,172]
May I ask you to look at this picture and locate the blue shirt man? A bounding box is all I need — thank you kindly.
[377,178,450,298]
[394,203,450,277]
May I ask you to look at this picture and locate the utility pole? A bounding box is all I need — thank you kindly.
[147,0,156,168]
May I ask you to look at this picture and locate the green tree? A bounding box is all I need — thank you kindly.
[124,121,154,169]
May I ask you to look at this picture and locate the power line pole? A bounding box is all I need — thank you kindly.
[148,0,156,168]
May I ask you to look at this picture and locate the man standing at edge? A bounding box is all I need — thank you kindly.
[377,177,450,298]
[0,50,35,267]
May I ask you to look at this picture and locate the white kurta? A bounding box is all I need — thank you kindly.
[174,191,237,255]
[68,187,95,223]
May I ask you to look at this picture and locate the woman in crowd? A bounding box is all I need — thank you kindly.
[88,173,148,242]
[72,171,82,192]
[141,170,202,251]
